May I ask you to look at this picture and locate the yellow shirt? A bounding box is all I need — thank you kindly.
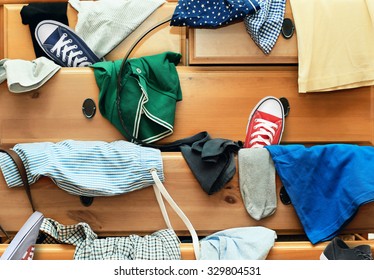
[290,0,374,93]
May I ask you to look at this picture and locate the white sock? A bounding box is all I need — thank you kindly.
[3,57,60,93]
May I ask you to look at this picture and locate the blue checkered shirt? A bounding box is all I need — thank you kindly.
[244,0,286,54]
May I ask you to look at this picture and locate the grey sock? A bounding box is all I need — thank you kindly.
[238,148,277,220]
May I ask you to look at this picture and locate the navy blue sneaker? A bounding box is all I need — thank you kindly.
[35,20,101,67]
[320,237,373,260]
[1,211,44,260]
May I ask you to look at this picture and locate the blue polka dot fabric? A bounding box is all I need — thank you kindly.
[171,0,261,28]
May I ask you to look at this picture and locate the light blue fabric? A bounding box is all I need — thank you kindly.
[265,144,374,244]
[0,140,164,197]
[199,226,276,260]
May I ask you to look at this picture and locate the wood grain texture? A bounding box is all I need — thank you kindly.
[0,0,178,3]
[2,1,374,259]
[2,240,374,260]
[189,1,298,64]
[0,5,3,59]
[2,2,184,63]
[1,67,372,145]
[0,243,195,260]
[0,67,374,237]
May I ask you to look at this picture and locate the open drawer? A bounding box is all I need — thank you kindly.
[1,2,186,64]
[188,1,297,65]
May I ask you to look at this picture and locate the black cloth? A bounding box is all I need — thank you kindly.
[145,132,242,195]
[180,137,241,194]
[20,3,69,58]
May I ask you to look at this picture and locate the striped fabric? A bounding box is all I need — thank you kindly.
[39,218,181,260]
[0,140,164,197]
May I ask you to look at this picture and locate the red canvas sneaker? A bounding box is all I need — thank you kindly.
[244,96,285,148]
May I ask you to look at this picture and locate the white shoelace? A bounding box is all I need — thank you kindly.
[249,118,278,148]
[50,33,91,67]
[150,168,200,260]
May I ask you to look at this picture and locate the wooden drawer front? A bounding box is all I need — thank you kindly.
[188,1,297,64]
[2,3,186,63]
[0,67,373,146]
[2,241,374,260]
[0,67,373,236]
[1,154,374,237]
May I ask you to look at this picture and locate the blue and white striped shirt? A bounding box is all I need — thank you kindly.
[0,140,164,197]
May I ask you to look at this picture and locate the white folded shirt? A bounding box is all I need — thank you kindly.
[0,57,61,93]
[68,0,166,58]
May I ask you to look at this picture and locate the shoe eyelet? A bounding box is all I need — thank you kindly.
[74,45,78,49]
[68,39,72,43]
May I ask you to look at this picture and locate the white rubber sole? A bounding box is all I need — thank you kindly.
[320,252,329,260]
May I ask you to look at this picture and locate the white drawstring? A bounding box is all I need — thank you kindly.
[150,168,200,260]
[152,184,173,230]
